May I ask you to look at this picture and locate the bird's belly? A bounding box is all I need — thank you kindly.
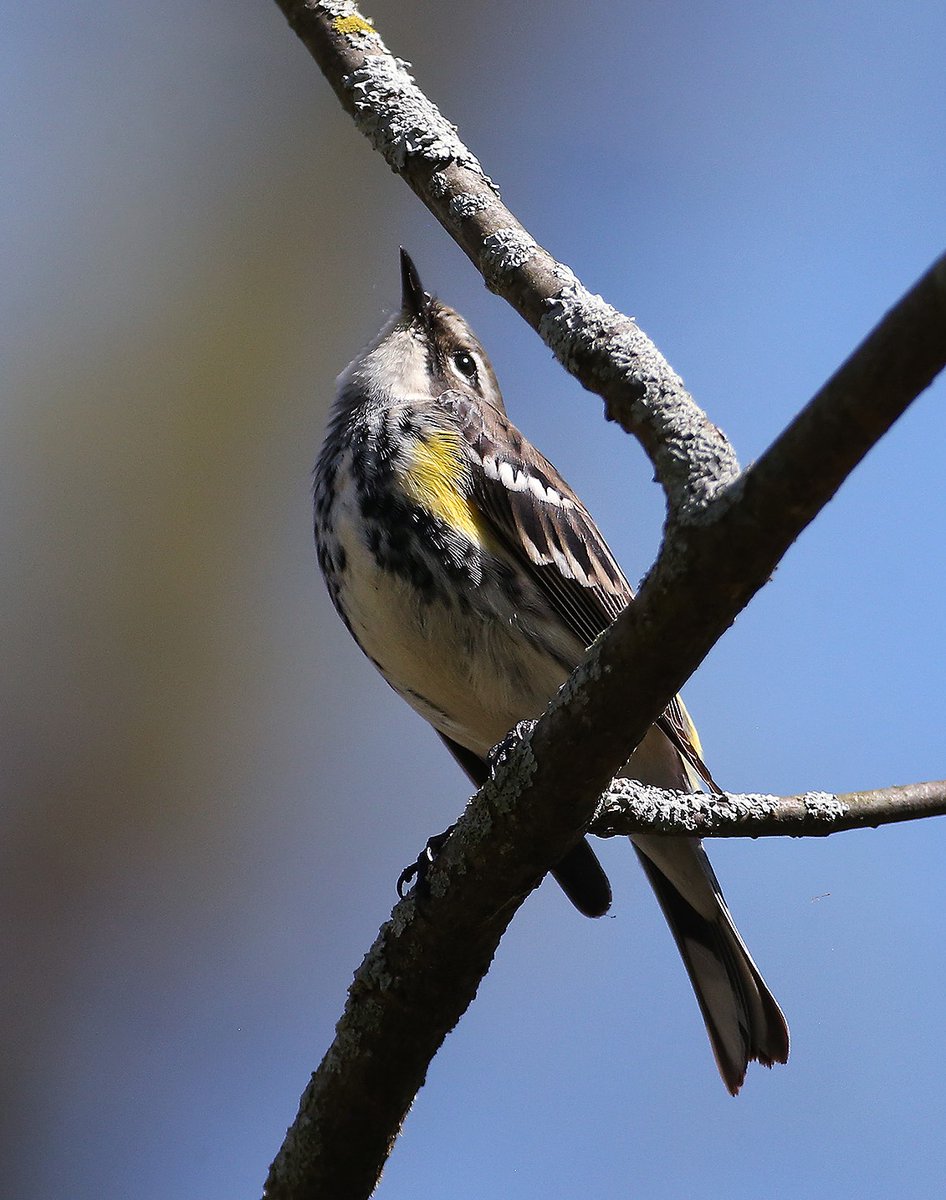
[332,506,576,758]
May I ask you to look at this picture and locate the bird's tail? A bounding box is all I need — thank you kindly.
[633,834,789,1094]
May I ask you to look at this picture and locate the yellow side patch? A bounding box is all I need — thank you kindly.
[677,696,704,757]
[401,433,491,546]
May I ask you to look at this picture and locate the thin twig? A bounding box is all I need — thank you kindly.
[592,779,946,839]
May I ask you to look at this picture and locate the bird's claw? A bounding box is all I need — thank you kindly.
[397,824,456,899]
[487,718,538,768]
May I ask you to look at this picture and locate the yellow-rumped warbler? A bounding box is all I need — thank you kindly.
[313,250,789,1093]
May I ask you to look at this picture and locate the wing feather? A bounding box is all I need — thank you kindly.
[443,391,631,647]
[439,390,715,788]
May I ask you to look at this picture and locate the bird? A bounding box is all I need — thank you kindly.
[312,248,789,1093]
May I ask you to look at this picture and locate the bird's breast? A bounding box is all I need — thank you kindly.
[321,454,580,756]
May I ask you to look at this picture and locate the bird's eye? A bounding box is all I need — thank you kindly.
[453,350,478,380]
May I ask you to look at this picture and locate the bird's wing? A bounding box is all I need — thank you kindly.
[442,390,631,648]
[660,694,721,793]
[441,390,718,791]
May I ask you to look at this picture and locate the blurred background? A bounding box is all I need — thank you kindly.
[4,2,946,1196]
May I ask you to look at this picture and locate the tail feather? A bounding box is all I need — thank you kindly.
[634,839,789,1094]
[551,839,612,918]
[438,727,789,1092]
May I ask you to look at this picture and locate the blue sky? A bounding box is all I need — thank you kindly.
[4,3,946,1197]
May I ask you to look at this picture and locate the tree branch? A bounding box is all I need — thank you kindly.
[272,0,740,516]
[265,4,946,1198]
[592,779,946,839]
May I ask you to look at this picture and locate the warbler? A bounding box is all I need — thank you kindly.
[313,249,789,1093]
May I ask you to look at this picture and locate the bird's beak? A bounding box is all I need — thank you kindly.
[400,248,431,325]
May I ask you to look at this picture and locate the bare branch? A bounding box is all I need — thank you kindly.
[506,242,946,882]
[592,779,946,839]
[272,0,739,515]
[263,827,532,1200]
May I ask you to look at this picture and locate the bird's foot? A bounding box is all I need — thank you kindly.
[397,823,457,899]
[486,719,538,770]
